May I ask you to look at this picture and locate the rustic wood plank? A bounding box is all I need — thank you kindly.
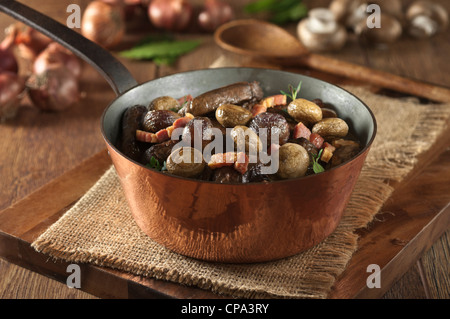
[0,259,97,299]
[0,150,111,238]
[329,143,450,298]
[358,0,450,298]
[1,0,449,300]
[419,230,450,299]
[381,260,428,299]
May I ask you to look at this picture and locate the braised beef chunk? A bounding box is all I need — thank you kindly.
[243,162,271,183]
[311,99,324,107]
[141,110,180,133]
[331,139,361,167]
[211,166,243,184]
[121,140,146,162]
[289,137,319,158]
[141,139,179,165]
[121,105,147,136]
[198,165,213,181]
[181,116,214,150]
[187,81,263,116]
[119,105,147,161]
[249,112,290,146]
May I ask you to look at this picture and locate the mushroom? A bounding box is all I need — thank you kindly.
[297,8,347,52]
[354,12,403,44]
[406,1,449,38]
[367,0,403,21]
[330,0,405,29]
[329,0,362,26]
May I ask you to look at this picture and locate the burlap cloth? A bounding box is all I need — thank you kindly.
[31,85,450,299]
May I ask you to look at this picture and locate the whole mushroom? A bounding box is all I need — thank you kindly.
[297,8,347,52]
[366,0,404,21]
[329,0,366,27]
[330,0,404,27]
[354,12,403,44]
[406,1,449,38]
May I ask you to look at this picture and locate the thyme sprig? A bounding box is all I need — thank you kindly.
[280,81,302,101]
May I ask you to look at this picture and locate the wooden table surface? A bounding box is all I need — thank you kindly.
[0,0,449,299]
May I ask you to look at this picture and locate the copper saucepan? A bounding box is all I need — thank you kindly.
[0,0,377,263]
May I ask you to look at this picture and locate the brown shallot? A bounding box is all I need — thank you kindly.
[0,30,19,74]
[13,24,52,61]
[0,72,25,121]
[198,0,234,32]
[33,42,82,79]
[81,1,125,49]
[26,66,80,112]
[148,0,193,32]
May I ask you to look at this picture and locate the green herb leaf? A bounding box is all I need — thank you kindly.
[120,38,202,65]
[313,161,325,174]
[281,81,302,101]
[244,0,308,24]
[311,149,325,174]
[147,156,162,171]
[271,2,308,24]
[135,34,175,46]
[244,0,278,13]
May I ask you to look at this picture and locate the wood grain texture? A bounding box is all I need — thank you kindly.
[0,0,449,299]
[0,259,97,299]
[0,135,448,299]
[420,230,450,299]
[328,141,450,298]
[382,260,428,299]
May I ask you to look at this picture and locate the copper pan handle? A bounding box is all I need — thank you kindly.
[0,0,138,96]
[301,53,450,103]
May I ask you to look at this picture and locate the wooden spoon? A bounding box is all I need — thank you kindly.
[214,19,450,103]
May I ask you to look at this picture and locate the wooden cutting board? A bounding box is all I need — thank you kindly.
[0,109,449,299]
[1,56,450,298]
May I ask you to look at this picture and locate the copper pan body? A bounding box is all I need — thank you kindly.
[0,4,376,262]
[108,143,370,263]
[101,68,377,263]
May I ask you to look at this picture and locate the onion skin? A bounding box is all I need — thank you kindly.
[0,30,19,74]
[0,72,25,121]
[100,0,124,5]
[13,25,53,61]
[198,0,234,32]
[33,42,82,79]
[81,1,125,49]
[148,0,193,32]
[26,66,80,112]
